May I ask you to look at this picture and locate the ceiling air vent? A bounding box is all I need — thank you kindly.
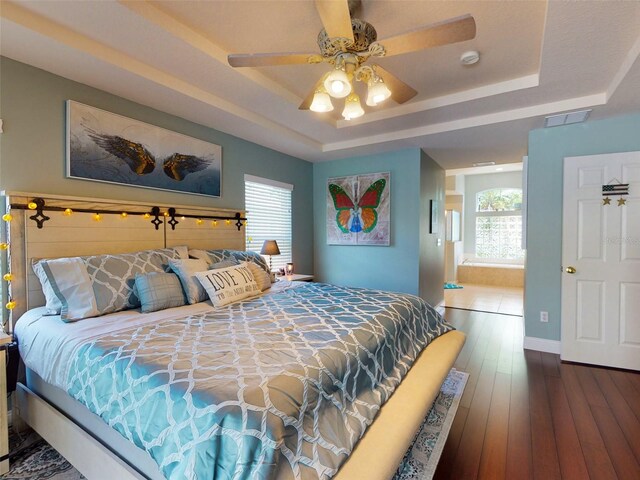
[472,161,495,167]
[544,109,592,128]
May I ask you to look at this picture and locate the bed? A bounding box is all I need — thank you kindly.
[3,192,465,480]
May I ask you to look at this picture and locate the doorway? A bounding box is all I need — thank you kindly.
[444,164,525,316]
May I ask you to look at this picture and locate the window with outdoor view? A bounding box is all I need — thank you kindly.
[475,188,524,260]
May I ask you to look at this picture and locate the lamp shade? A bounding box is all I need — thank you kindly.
[366,78,392,106]
[260,240,280,256]
[324,69,352,99]
[342,93,364,120]
[310,90,334,112]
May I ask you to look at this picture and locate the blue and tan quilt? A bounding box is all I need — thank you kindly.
[26,283,453,479]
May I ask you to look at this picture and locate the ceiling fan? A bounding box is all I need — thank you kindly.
[228,0,476,119]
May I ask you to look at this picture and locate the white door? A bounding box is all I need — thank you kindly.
[562,151,640,370]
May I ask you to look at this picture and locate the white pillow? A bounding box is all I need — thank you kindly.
[195,262,260,307]
[245,261,271,291]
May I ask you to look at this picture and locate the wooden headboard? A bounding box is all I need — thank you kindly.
[3,192,246,329]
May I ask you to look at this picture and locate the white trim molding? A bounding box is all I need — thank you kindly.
[523,336,561,354]
[244,174,293,191]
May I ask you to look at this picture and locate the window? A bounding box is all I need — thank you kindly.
[475,188,524,260]
[244,175,292,270]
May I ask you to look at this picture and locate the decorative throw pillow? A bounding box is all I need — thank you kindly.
[189,249,270,273]
[37,257,99,322]
[37,246,188,321]
[245,261,271,291]
[195,262,260,307]
[135,272,186,313]
[169,258,210,304]
[83,247,187,314]
[210,257,239,269]
[32,260,63,315]
[188,249,232,266]
[227,250,271,274]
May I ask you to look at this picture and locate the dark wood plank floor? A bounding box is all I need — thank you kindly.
[434,308,640,480]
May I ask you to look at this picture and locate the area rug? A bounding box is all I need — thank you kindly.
[393,368,469,480]
[0,428,84,480]
[0,369,467,480]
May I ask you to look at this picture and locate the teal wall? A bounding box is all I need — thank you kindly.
[0,57,314,271]
[313,148,446,303]
[463,171,523,256]
[0,57,314,324]
[525,112,640,340]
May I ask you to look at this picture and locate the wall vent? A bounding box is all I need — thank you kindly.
[544,109,592,128]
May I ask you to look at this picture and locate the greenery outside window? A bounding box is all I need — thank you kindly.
[475,188,524,260]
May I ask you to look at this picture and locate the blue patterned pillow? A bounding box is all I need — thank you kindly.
[135,272,186,313]
[189,249,270,273]
[169,258,210,305]
[38,246,188,321]
[188,249,232,266]
[84,246,188,315]
[227,250,270,273]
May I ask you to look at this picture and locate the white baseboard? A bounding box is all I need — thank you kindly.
[523,336,561,354]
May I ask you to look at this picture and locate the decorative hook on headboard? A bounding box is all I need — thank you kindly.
[167,207,179,230]
[150,207,162,230]
[29,198,51,229]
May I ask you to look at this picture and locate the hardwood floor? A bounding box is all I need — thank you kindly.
[434,308,640,480]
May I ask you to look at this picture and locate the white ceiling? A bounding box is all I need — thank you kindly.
[1,0,639,169]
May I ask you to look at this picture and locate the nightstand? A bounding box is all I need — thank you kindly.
[277,274,314,282]
[0,333,11,474]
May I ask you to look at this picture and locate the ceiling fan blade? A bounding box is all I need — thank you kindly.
[228,52,318,67]
[315,0,354,42]
[374,65,418,104]
[380,14,476,57]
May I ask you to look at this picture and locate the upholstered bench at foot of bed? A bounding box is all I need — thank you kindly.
[335,329,466,480]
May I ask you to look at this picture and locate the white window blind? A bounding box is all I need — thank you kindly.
[244,175,292,271]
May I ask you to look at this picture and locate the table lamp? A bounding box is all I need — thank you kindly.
[260,240,280,272]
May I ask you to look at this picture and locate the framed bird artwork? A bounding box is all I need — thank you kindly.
[326,172,390,246]
[66,101,222,197]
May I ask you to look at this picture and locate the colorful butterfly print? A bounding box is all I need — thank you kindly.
[329,179,386,233]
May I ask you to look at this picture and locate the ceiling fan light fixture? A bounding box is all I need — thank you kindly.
[309,89,334,112]
[342,93,364,120]
[366,77,392,106]
[324,68,352,98]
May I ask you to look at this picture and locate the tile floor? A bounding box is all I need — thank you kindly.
[443,283,523,316]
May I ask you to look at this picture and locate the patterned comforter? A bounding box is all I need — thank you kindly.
[64,283,453,479]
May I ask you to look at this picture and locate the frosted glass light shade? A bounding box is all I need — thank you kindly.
[342,93,364,120]
[310,91,334,112]
[366,78,392,106]
[324,69,352,98]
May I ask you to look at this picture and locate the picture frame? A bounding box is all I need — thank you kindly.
[429,199,438,234]
[66,100,222,198]
[326,171,390,246]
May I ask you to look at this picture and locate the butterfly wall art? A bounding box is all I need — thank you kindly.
[327,172,390,246]
[66,101,221,197]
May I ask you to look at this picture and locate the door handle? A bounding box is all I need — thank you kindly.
[565,266,576,274]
